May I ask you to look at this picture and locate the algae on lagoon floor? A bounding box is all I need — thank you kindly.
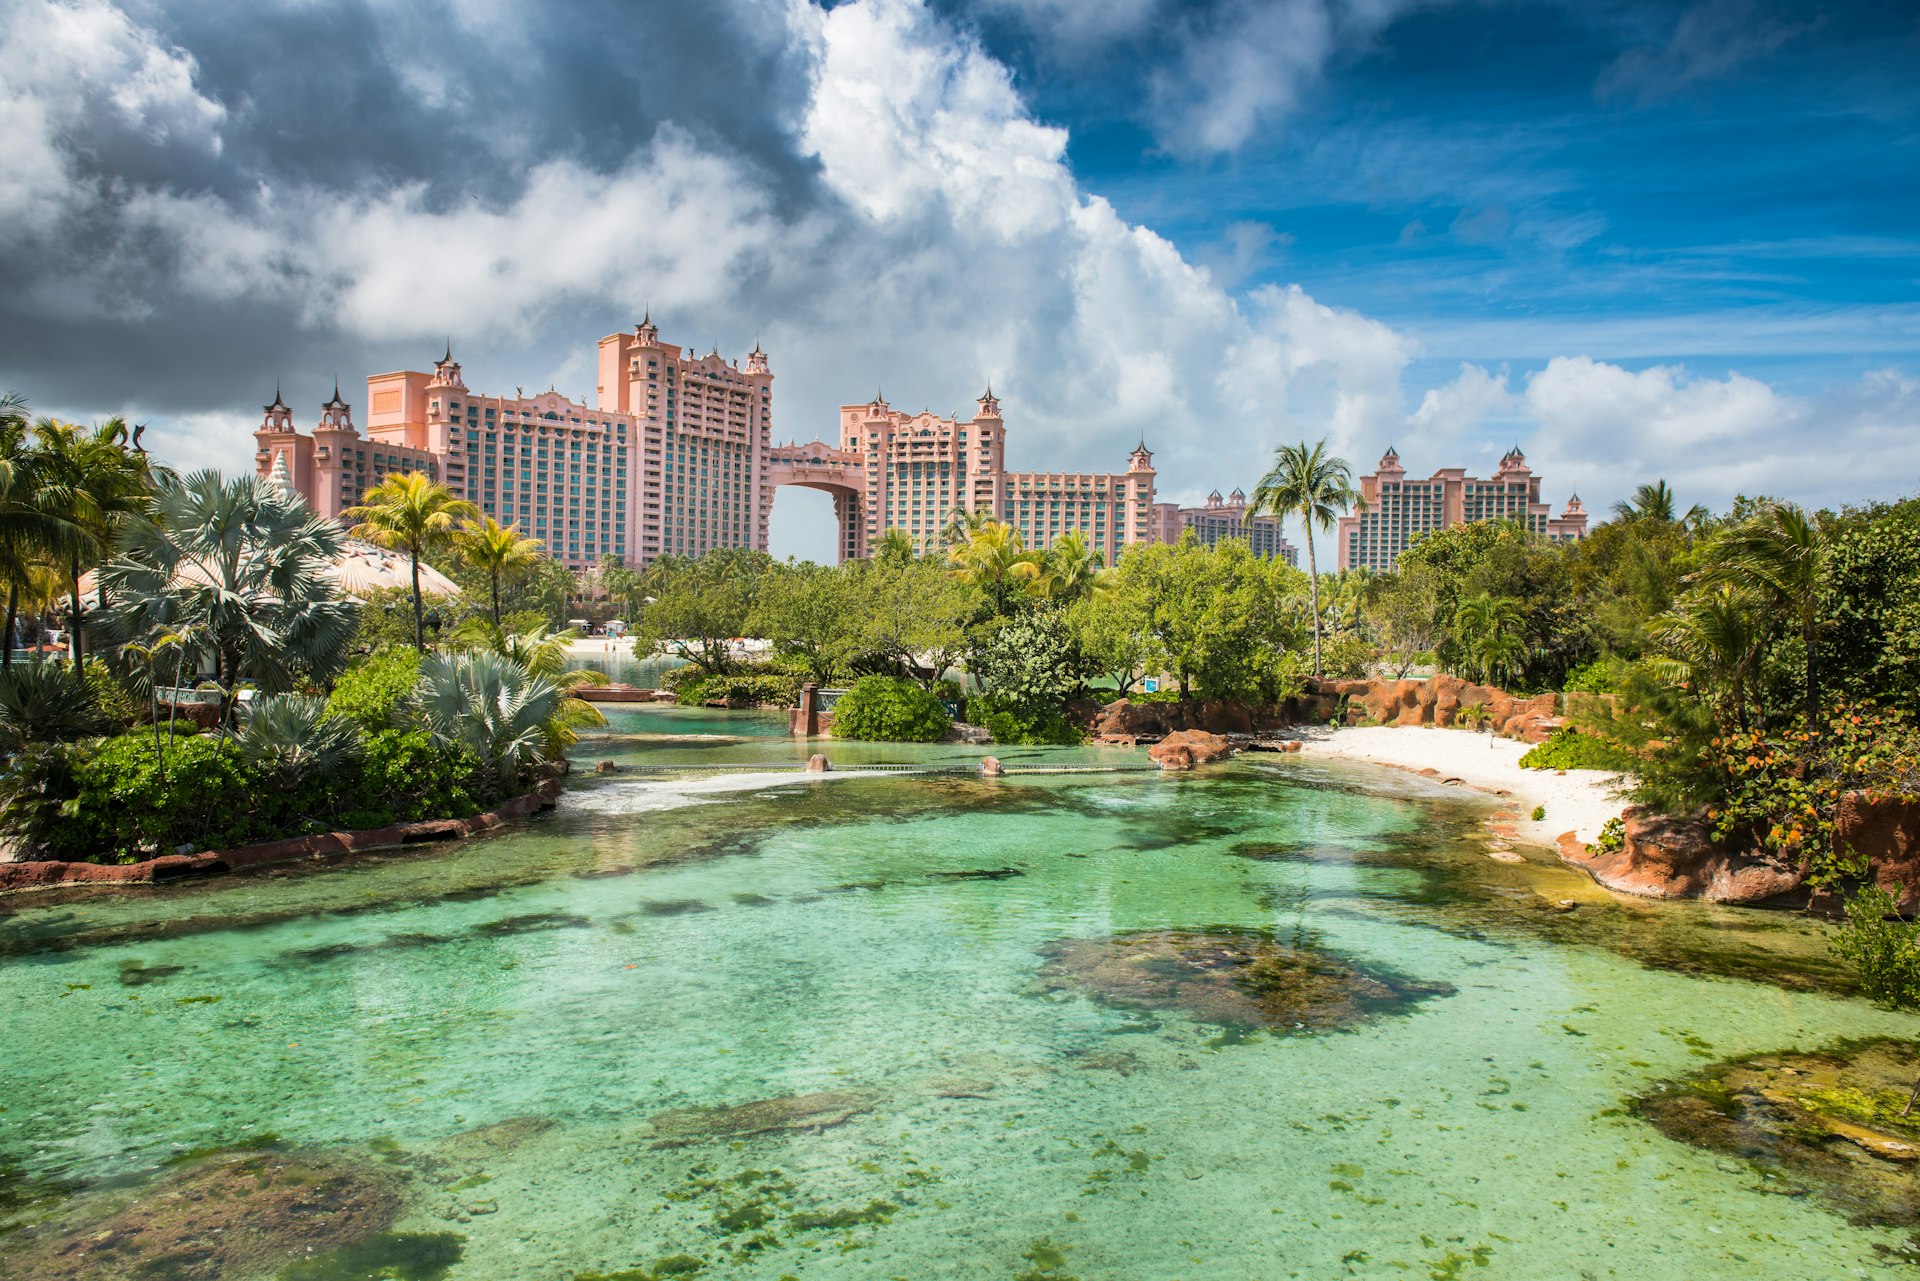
[3,721,1919,1279]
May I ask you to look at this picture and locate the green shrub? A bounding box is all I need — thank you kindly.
[1316,635,1373,681]
[1562,658,1615,695]
[665,662,800,708]
[973,694,1084,746]
[1530,804,1546,822]
[83,658,143,726]
[327,649,422,731]
[1831,885,1920,1009]
[341,729,485,827]
[51,733,259,862]
[1518,728,1635,773]
[830,676,951,742]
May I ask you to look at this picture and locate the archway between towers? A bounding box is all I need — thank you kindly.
[766,441,866,564]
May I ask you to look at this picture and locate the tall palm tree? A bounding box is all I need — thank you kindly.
[455,516,544,625]
[23,418,155,666]
[1701,501,1826,722]
[1246,438,1363,675]
[939,504,994,549]
[1648,587,1767,733]
[946,520,1038,615]
[0,395,55,667]
[347,472,477,651]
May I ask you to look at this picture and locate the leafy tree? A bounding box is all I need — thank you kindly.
[872,527,918,566]
[1817,496,1920,717]
[1109,535,1302,700]
[1246,438,1362,675]
[326,648,422,730]
[968,608,1086,715]
[347,472,478,651]
[455,516,544,626]
[631,549,771,674]
[1611,479,1708,528]
[749,561,861,683]
[859,557,980,689]
[1068,592,1152,695]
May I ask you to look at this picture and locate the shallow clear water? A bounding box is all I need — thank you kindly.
[2,707,1914,1279]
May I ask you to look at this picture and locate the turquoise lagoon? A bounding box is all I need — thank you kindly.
[1,705,1915,1279]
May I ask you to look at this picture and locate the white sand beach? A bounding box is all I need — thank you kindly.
[1298,725,1630,848]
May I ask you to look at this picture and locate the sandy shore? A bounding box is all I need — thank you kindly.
[1297,725,1630,848]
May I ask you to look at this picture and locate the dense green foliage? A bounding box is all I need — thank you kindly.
[665,662,803,708]
[968,610,1084,717]
[1517,729,1636,773]
[829,676,951,742]
[326,648,423,730]
[1831,886,1920,1009]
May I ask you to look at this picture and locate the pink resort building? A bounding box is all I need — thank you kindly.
[255,319,1282,571]
[1150,488,1298,565]
[1336,446,1589,572]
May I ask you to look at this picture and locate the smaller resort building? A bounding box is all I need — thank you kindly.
[1151,488,1298,565]
[1336,446,1587,572]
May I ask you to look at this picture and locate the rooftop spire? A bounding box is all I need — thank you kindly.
[442,336,452,364]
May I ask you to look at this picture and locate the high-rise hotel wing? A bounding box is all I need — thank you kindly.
[255,318,1300,570]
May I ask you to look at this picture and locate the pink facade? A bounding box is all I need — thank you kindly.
[256,322,769,571]
[254,320,1273,572]
[1335,446,1589,572]
[1150,488,1298,565]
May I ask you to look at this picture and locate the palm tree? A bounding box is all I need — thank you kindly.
[455,516,544,626]
[412,650,569,792]
[1648,587,1767,733]
[873,528,917,566]
[939,504,994,549]
[946,520,1038,615]
[22,418,155,666]
[1246,438,1363,675]
[347,473,477,651]
[101,471,356,717]
[240,694,363,788]
[1612,480,1709,528]
[1027,530,1105,604]
[1700,501,1827,722]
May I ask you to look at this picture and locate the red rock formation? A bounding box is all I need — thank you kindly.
[1149,729,1237,771]
[1557,805,1805,904]
[1838,792,1920,912]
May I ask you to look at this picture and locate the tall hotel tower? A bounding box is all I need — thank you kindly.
[255,318,772,570]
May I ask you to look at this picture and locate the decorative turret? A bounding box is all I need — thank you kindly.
[634,312,660,346]
[318,381,355,433]
[1378,444,1404,472]
[1564,493,1585,516]
[430,340,466,391]
[1497,445,1528,473]
[1229,487,1246,505]
[872,387,888,410]
[261,382,294,433]
[1128,439,1155,472]
[1206,488,1224,507]
[746,340,770,376]
[976,384,1000,419]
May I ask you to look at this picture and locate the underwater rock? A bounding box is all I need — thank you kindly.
[2,1147,401,1281]
[433,1116,555,1163]
[1149,729,1237,770]
[1036,930,1453,1030]
[928,1077,996,1098]
[1635,1039,1920,1225]
[933,867,1024,880]
[645,1089,880,1148]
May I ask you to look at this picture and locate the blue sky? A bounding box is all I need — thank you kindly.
[979,0,1920,384]
[0,0,1914,561]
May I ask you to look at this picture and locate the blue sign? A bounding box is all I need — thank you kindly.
[1143,677,1159,694]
